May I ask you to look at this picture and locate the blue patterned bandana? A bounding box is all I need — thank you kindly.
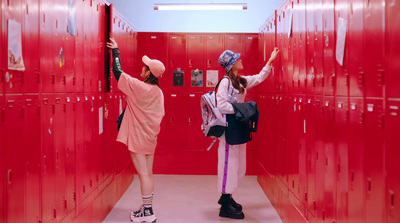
[218,50,241,73]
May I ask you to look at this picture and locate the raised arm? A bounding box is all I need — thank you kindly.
[107,37,124,81]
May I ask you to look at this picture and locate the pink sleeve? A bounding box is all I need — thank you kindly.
[118,73,147,97]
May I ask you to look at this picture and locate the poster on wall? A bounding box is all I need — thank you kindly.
[8,20,25,71]
[68,0,76,35]
[191,69,203,87]
[173,70,184,86]
[336,17,347,66]
[206,70,218,87]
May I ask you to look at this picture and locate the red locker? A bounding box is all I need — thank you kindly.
[322,0,336,96]
[305,0,316,95]
[41,95,57,223]
[53,0,67,93]
[4,96,25,223]
[23,0,40,93]
[83,0,92,93]
[167,33,186,93]
[103,93,116,176]
[306,96,318,219]
[313,0,324,95]
[40,0,55,93]
[74,0,85,93]
[74,94,86,205]
[348,0,365,97]
[4,0,25,93]
[186,93,204,151]
[225,34,244,56]
[243,34,259,76]
[314,96,325,220]
[363,0,385,98]
[295,0,307,94]
[335,97,349,222]
[385,0,400,99]
[364,99,386,223]
[205,34,225,92]
[65,94,76,213]
[386,100,400,223]
[321,97,336,222]
[23,95,41,223]
[0,96,4,223]
[348,97,365,223]
[54,95,68,221]
[187,34,205,93]
[334,0,349,97]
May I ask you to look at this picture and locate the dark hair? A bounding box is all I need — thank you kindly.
[226,70,247,94]
[144,66,160,87]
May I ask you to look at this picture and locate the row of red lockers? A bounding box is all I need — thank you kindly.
[258,0,400,99]
[0,0,137,94]
[0,0,137,222]
[257,0,400,222]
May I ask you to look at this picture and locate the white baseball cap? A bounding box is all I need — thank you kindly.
[142,55,165,78]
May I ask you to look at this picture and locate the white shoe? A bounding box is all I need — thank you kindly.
[130,205,156,223]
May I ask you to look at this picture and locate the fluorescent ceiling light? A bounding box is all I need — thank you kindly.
[154,3,247,11]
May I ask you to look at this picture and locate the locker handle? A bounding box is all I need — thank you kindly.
[189,59,192,66]
[8,169,12,183]
[188,117,192,123]
[207,60,211,66]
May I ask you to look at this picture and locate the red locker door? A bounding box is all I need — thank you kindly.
[348,98,365,223]
[205,34,225,92]
[41,95,57,223]
[385,0,400,99]
[297,0,307,94]
[225,34,244,56]
[386,100,400,223]
[103,93,115,177]
[306,96,318,219]
[334,0,349,97]
[314,0,324,95]
[54,95,67,221]
[4,96,25,223]
[298,97,308,213]
[335,97,349,222]
[166,93,187,151]
[364,99,386,223]
[24,95,41,223]
[74,94,86,205]
[83,0,92,93]
[187,93,204,151]
[65,94,76,213]
[322,0,336,96]
[74,0,84,93]
[53,0,67,93]
[40,0,55,93]
[322,97,336,223]
[348,0,365,97]
[0,96,4,223]
[23,0,40,93]
[187,34,205,93]
[244,34,258,76]
[363,0,385,98]
[306,0,316,95]
[168,33,187,93]
[4,0,24,93]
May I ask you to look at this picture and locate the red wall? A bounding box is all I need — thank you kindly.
[258,0,400,222]
[136,32,263,175]
[1,0,136,222]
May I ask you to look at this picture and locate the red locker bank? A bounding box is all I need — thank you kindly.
[1,0,400,222]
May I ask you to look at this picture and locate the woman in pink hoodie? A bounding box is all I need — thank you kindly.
[108,38,165,223]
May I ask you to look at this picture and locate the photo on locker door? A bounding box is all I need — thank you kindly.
[206,70,218,87]
[191,69,203,87]
[173,70,184,86]
[8,20,25,71]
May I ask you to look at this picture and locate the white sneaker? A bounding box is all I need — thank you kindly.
[130,205,156,223]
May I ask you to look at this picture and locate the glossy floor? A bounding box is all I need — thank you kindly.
[103,175,283,223]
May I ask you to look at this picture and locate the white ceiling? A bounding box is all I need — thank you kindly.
[107,0,283,33]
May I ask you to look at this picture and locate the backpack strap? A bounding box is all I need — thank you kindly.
[214,76,231,106]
